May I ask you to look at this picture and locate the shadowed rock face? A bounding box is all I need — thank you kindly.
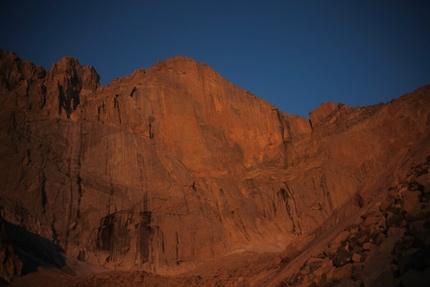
[0,216,22,283]
[0,50,429,275]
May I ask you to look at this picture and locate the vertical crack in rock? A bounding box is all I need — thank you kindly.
[97,102,105,123]
[275,109,287,142]
[76,124,85,221]
[97,106,101,121]
[40,172,47,213]
[113,94,119,108]
[175,231,179,261]
[26,149,31,164]
[76,175,82,219]
[148,115,155,139]
[97,211,133,263]
[98,214,115,252]
[58,84,66,117]
[130,87,137,98]
[161,227,165,254]
[137,191,152,264]
[8,112,17,134]
[284,183,302,235]
[320,172,334,212]
[114,95,122,125]
[117,100,122,125]
[51,214,58,245]
[39,84,47,109]
[139,210,152,263]
[278,187,295,233]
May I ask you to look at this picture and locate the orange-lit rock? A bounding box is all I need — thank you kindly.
[0,50,429,279]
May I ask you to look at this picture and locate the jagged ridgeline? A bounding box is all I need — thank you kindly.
[0,50,429,282]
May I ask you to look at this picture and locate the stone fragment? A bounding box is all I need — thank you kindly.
[388,189,400,200]
[321,257,333,269]
[312,267,323,277]
[346,224,359,234]
[351,263,363,280]
[362,209,381,221]
[387,227,406,237]
[306,256,321,265]
[332,263,353,282]
[373,232,386,246]
[364,216,380,227]
[416,174,430,195]
[362,242,375,251]
[398,187,408,197]
[377,216,387,230]
[355,229,370,245]
[323,244,339,257]
[386,214,406,228]
[332,249,352,267]
[408,181,424,192]
[312,257,333,279]
[347,236,362,254]
[352,253,361,263]
[379,200,392,211]
[307,258,322,273]
[386,206,401,214]
[299,264,310,275]
[402,191,422,213]
[333,230,350,246]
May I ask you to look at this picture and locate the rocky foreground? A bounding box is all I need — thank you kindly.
[268,156,430,287]
[0,50,429,286]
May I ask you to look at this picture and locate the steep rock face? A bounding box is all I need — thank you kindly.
[0,50,429,275]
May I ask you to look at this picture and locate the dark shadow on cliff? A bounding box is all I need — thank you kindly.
[4,221,66,275]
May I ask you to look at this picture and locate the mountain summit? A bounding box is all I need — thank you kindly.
[0,50,429,285]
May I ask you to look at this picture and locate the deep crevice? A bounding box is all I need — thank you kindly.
[40,173,47,213]
[130,87,137,98]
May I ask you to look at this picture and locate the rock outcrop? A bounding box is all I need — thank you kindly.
[266,154,430,287]
[0,49,429,282]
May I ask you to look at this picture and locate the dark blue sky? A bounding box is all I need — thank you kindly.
[1,0,429,117]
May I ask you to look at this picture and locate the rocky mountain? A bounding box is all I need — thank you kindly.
[0,50,429,286]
